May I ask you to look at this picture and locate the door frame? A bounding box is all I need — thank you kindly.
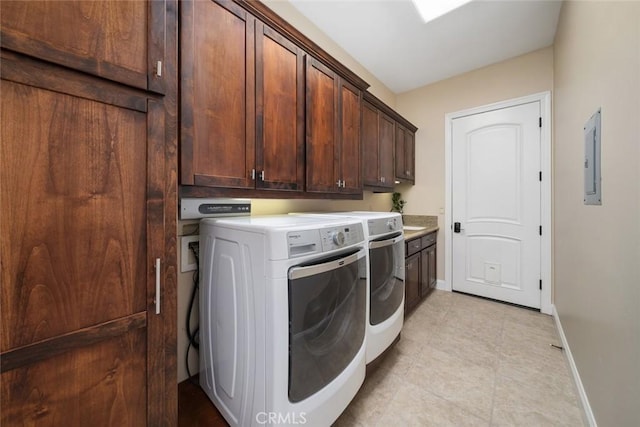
[444,92,552,314]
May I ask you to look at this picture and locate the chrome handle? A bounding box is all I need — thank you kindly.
[369,234,404,249]
[155,258,161,314]
[288,249,364,280]
[260,170,265,181]
[251,169,256,180]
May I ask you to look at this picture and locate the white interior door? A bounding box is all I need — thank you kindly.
[452,101,541,308]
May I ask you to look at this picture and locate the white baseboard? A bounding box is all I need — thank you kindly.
[436,279,450,291]
[552,305,597,427]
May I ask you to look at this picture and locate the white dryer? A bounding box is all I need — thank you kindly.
[199,215,367,427]
[292,211,405,364]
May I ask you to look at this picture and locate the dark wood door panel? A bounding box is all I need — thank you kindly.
[181,0,255,188]
[0,0,156,91]
[361,100,379,187]
[256,24,304,191]
[405,253,421,314]
[340,81,362,194]
[395,123,407,180]
[306,58,338,193]
[379,113,395,189]
[1,328,147,426]
[1,80,148,350]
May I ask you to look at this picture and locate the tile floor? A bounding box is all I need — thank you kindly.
[334,291,585,427]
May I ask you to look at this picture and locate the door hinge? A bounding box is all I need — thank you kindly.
[539,225,542,236]
[539,171,542,181]
[539,117,542,128]
[539,279,542,290]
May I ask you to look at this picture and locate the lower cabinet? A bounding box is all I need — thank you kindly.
[405,252,421,313]
[405,231,437,315]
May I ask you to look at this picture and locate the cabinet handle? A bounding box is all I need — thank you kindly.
[381,177,385,183]
[155,258,161,315]
[260,170,265,181]
[336,179,342,187]
[251,169,256,180]
[155,60,162,77]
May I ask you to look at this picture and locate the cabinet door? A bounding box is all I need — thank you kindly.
[362,100,380,187]
[256,24,305,191]
[0,0,166,93]
[379,113,395,189]
[0,63,168,425]
[181,0,256,189]
[395,124,416,183]
[405,129,416,182]
[306,57,339,193]
[395,123,407,180]
[339,80,362,194]
[420,247,431,297]
[405,253,421,315]
[427,243,437,289]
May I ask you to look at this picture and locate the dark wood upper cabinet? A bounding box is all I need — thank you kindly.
[339,80,363,194]
[181,0,304,192]
[362,97,395,192]
[306,58,362,195]
[395,123,416,184]
[0,0,167,93]
[181,0,255,189]
[256,23,305,191]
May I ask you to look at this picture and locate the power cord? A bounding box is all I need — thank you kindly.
[185,240,200,383]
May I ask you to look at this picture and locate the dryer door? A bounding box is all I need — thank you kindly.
[369,233,405,325]
[287,248,366,403]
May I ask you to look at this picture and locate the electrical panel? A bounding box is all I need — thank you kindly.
[584,109,602,205]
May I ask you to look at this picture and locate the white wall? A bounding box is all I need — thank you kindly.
[553,2,640,425]
[396,47,554,281]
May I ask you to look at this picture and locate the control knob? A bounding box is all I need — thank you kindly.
[387,219,397,230]
[331,231,345,246]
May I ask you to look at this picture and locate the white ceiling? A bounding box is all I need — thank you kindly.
[289,0,562,94]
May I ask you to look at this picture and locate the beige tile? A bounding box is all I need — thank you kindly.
[340,368,403,425]
[491,375,584,426]
[405,345,496,420]
[337,292,583,427]
[429,325,501,370]
[377,382,490,427]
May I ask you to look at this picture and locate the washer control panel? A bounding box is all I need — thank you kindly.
[320,223,364,252]
[286,222,363,258]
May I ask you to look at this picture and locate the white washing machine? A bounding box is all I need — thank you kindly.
[199,215,367,427]
[292,211,405,364]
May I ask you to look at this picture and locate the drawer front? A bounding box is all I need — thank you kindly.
[421,232,437,247]
[406,238,422,256]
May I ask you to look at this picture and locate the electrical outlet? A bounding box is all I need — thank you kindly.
[181,235,199,272]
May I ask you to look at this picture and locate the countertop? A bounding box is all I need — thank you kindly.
[401,214,439,240]
[403,226,439,241]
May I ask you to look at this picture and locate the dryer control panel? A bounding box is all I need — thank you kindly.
[368,215,403,237]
